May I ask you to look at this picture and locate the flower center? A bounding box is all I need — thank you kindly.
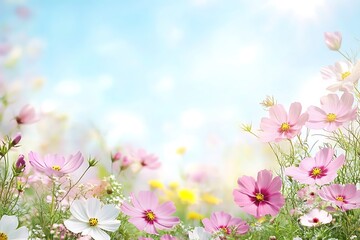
[219,226,230,235]
[89,218,98,227]
[311,167,322,176]
[0,232,8,240]
[255,193,264,201]
[341,71,351,80]
[312,218,319,223]
[336,196,344,202]
[326,113,337,122]
[52,165,61,171]
[144,210,156,223]
[280,122,290,132]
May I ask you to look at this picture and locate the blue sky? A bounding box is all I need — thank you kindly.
[1,0,360,178]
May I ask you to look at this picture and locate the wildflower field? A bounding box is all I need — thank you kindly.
[1,1,360,240]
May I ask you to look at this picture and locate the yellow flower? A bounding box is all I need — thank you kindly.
[178,188,196,205]
[202,193,221,205]
[148,180,164,190]
[187,211,204,220]
[176,147,186,155]
[168,181,179,190]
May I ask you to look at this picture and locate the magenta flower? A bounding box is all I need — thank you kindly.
[160,235,177,240]
[318,184,360,211]
[259,102,308,142]
[285,148,345,185]
[14,154,26,174]
[299,209,332,227]
[134,149,161,169]
[202,211,249,236]
[15,104,39,124]
[29,151,84,177]
[233,170,285,218]
[121,191,179,234]
[324,32,342,51]
[306,92,356,131]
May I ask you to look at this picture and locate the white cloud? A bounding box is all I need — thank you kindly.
[267,0,326,20]
[54,80,82,96]
[96,75,113,91]
[103,111,147,143]
[180,109,205,129]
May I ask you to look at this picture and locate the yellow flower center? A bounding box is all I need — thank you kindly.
[0,232,8,240]
[89,218,98,227]
[280,122,290,132]
[255,193,264,201]
[312,167,322,176]
[52,165,61,171]
[336,196,344,202]
[326,113,337,122]
[145,210,156,222]
[341,71,351,80]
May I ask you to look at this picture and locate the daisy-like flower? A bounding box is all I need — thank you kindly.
[297,186,318,205]
[285,148,345,185]
[188,227,212,240]
[233,169,285,218]
[306,92,357,131]
[64,198,120,240]
[29,151,84,177]
[299,209,332,227]
[121,191,180,234]
[0,215,28,240]
[202,211,249,236]
[15,104,39,124]
[133,148,161,169]
[318,184,360,211]
[321,61,360,92]
[259,102,308,142]
[324,31,342,51]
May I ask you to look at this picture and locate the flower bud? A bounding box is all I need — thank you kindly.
[111,152,122,162]
[14,154,26,174]
[324,31,342,51]
[11,132,22,146]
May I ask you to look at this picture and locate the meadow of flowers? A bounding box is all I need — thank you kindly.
[2,6,360,240]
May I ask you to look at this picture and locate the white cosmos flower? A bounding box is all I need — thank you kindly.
[299,208,332,227]
[0,215,28,240]
[64,198,121,240]
[188,227,212,240]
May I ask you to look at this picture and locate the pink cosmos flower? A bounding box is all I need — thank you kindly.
[324,32,342,51]
[29,151,84,177]
[133,148,161,169]
[259,102,308,142]
[202,211,249,236]
[299,209,332,227]
[285,148,345,185]
[297,186,318,205]
[321,61,360,92]
[318,184,360,211]
[121,191,179,234]
[306,92,357,131]
[15,104,39,124]
[233,170,285,218]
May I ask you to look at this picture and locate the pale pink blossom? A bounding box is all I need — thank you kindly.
[318,184,360,211]
[112,151,132,171]
[306,92,357,131]
[202,211,249,236]
[233,170,285,218]
[321,61,360,92]
[121,191,179,234]
[260,102,308,142]
[299,209,332,227]
[324,32,342,51]
[15,104,39,124]
[133,148,161,169]
[297,186,318,205]
[285,148,345,185]
[29,151,84,177]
